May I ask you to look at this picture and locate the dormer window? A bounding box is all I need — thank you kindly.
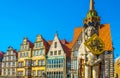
[54,42,57,48]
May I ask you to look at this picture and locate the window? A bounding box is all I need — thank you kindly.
[8,56,11,60]
[12,69,15,75]
[36,43,39,48]
[38,49,44,55]
[38,70,41,76]
[8,69,10,75]
[58,50,61,55]
[41,60,45,66]
[4,63,6,67]
[33,51,36,56]
[13,56,16,60]
[26,61,29,66]
[38,60,41,66]
[13,62,15,66]
[67,62,71,67]
[78,40,81,44]
[4,57,6,61]
[74,51,78,57]
[8,62,10,66]
[24,45,26,49]
[42,71,44,75]
[40,42,43,46]
[73,60,78,70]
[41,49,44,55]
[26,70,28,76]
[50,51,53,55]
[54,51,57,55]
[11,51,13,55]
[33,70,36,76]
[22,53,25,57]
[22,45,27,50]
[20,53,22,58]
[32,61,36,66]
[25,52,28,57]
[38,50,41,55]
[54,42,57,48]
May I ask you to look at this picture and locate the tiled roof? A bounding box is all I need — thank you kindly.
[0,52,4,58]
[99,24,113,51]
[69,24,113,51]
[42,38,50,54]
[60,40,71,57]
[66,27,83,49]
[48,40,53,45]
[27,40,34,49]
[13,50,18,57]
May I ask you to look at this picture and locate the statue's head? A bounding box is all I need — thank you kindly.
[85,26,96,37]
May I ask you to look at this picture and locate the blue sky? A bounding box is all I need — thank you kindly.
[0,0,119,59]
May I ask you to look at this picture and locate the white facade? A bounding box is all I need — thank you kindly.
[1,46,17,77]
[46,34,70,78]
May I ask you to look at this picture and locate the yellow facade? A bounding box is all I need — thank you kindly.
[31,35,49,77]
[17,37,33,78]
[114,58,120,78]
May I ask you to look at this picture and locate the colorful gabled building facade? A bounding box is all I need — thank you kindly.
[1,46,18,78]
[31,35,49,78]
[17,37,34,78]
[46,34,71,78]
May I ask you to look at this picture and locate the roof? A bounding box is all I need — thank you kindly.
[99,24,113,51]
[66,27,83,49]
[48,40,53,45]
[42,38,50,54]
[0,52,4,58]
[60,40,71,57]
[69,24,113,51]
[27,39,34,49]
[48,39,71,57]
[22,38,34,49]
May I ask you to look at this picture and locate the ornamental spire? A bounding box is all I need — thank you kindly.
[90,0,94,10]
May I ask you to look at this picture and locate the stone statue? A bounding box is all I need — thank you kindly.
[85,52,103,78]
[84,26,103,78]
